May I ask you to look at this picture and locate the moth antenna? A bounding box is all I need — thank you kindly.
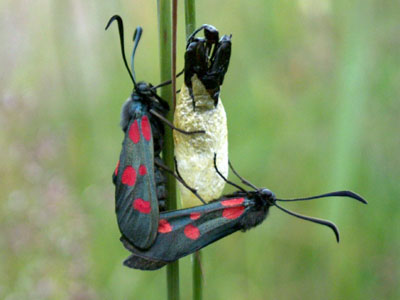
[151,69,184,90]
[213,153,246,192]
[149,109,205,135]
[228,160,258,190]
[276,191,367,205]
[105,15,135,86]
[130,27,143,86]
[273,202,340,243]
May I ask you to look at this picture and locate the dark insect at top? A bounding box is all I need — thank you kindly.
[184,24,232,106]
[120,154,367,270]
[107,15,203,250]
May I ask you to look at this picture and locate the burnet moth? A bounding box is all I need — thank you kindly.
[107,15,204,250]
[121,154,367,270]
[174,25,232,208]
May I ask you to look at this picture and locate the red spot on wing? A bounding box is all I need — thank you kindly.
[129,120,141,144]
[141,115,152,141]
[190,212,201,220]
[114,160,120,176]
[132,198,151,214]
[121,166,137,186]
[158,219,172,233]
[184,224,200,240]
[221,198,244,207]
[139,164,147,176]
[222,206,245,219]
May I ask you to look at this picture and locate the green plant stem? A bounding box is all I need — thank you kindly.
[157,1,180,299]
[184,0,196,38]
[192,251,203,300]
[172,0,178,109]
[184,2,203,300]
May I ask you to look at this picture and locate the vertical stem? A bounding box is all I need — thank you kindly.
[172,0,178,108]
[184,2,203,300]
[192,251,203,300]
[157,1,180,299]
[184,0,196,38]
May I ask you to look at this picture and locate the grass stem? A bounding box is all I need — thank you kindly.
[183,1,203,299]
[157,1,180,299]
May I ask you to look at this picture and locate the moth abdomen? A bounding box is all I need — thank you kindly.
[239,208,270,232]
[154,158,167,211]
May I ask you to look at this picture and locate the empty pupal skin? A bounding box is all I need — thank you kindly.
[174,74,229,207]
[174,24,232,208]
[173,25,232,208]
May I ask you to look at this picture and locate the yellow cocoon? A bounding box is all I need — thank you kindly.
[173,74,228,208]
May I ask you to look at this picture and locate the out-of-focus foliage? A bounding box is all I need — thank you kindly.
[1,0,399,299]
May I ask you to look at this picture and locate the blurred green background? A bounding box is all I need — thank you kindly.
[1,0,399,299]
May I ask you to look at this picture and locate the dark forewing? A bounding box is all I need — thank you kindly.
[121,197,252,270]
[114,114,159,250]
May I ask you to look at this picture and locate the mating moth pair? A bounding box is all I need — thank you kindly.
[107,15,366,271]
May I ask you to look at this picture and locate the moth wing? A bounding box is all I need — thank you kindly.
[123,254,168,271]
[121,197,248,269]
[114,115,159,250]
[121,238,168,271]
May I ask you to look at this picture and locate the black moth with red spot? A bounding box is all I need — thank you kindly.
[121,195,256,270]
[107,15,203,250]
[121,156,367,270]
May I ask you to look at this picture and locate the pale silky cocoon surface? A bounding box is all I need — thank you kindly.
[174,75,228,208]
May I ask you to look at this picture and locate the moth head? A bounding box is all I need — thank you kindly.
[213,153,367,243]
[258,188,276,205]
[135,81,152,96]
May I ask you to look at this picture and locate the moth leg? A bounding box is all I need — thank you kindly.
[189,87,196,111]
[149,109,205,135]
[154,159,206,205]
[213,153,246,192]
[174,158,207,205]
[228,160,258,190]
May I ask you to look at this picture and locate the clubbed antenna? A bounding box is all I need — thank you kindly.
[274,202,340,242]
[276,191,367,204]
[130,27,143,85]
[105,15,136,87]
[274,190,367,242]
